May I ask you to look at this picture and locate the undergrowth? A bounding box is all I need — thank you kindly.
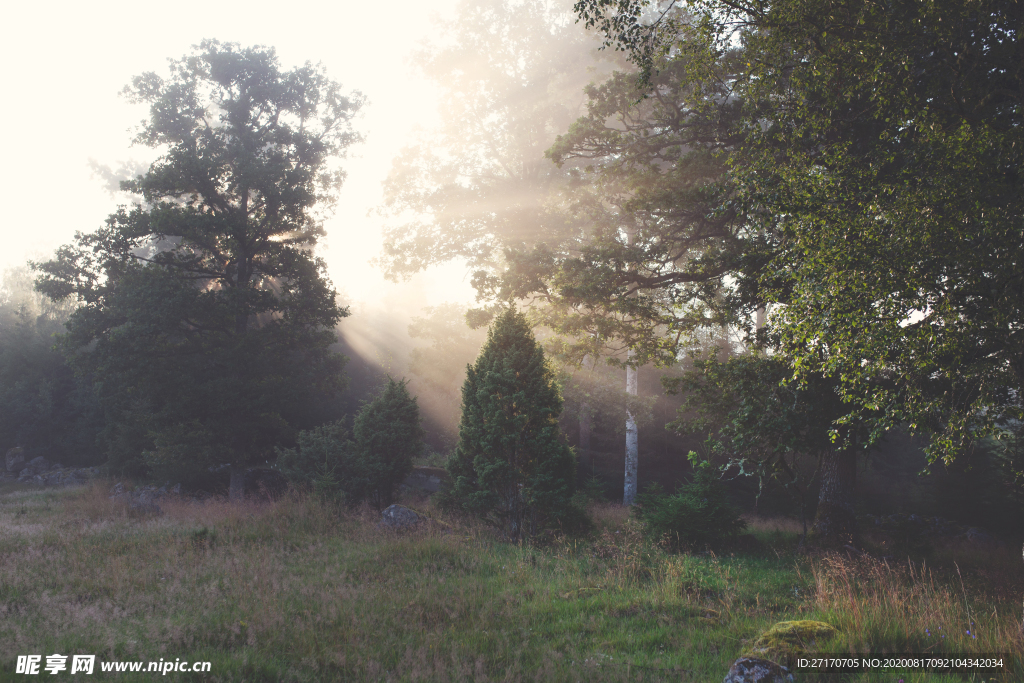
[0,483,1020,682]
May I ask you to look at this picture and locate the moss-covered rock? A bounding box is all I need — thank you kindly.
[723,656,794,683]
[745,620,839,666]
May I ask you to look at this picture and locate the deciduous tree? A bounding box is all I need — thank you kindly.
[35,41,363,500]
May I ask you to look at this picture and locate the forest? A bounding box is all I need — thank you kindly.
[1,0,1022,681]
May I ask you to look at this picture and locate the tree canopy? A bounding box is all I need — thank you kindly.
[35,40,364,497]
[562,0,1023,465]
[377,0,616,289]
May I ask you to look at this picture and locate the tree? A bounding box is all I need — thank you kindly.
[0,267,103,466]
[377,0,615,285]
[441,308,577,538]
[407,304,488,446]
[572,0,1024,474]
[666,352,879,544]
[35,41,363,500]
[352,378,424,510]
[634,451,746,551]
[485,39,746,504]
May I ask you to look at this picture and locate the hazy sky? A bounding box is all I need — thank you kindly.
[0,0,474,308]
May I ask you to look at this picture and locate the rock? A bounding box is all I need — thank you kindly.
[381,504,423,528]
[723,657,794,683]
[109,482,179,510]
[27,456,51,473]
[746,620,839,667]
[5,447,25,472]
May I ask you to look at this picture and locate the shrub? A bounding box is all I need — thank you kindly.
[277,379,423,508]
[352,377,424,510]
[634,452,746,551]
[276,420,359,504]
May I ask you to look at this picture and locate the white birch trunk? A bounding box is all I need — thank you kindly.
[624,351,638,505]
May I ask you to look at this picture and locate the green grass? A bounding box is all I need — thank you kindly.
[0,483,1020,681]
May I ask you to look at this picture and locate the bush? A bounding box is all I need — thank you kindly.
[277,378,424,509]
[634,452,746,552]
[352,377,424,510]
[276,420,360,504]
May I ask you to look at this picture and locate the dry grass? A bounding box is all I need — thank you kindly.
[0,483,1020,682]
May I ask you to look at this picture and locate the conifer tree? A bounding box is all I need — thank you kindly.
[353,378,424,510]
[442,308,576,538]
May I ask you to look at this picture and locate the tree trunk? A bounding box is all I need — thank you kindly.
[579,403,592,472]
[578,353,595,477]
[229,464,245,503]
[624,354,638,506]
[811,447,857,545]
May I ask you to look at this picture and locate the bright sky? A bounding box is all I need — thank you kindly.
[0,0,475,310]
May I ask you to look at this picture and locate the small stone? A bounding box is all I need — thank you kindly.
[380,504,423,528]
[723,656,794,683]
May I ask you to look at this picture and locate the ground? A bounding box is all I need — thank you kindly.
[0,482,1020,682]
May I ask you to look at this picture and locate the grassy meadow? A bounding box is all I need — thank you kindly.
[0,482,1021,682]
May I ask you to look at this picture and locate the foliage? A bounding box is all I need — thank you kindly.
[406,304,488,444]
[352,378,424,510]
[377,0,616,288]
[0,267,102,466]
[33,41,362,484]
[634,452,746,551]
[275,420,357,504]
[571,0,1024,464]
[440,308,578,538]
[484,24,745,367]
[993,428,1024,508]
[664,352,876,528]
[277,380,424,509]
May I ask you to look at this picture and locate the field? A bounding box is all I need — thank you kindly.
[0,482,1021,682]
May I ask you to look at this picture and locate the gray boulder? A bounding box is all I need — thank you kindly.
[27,456,51,474]
[724,657,794,683]
[381,504,423,528]
[5,447,25,472]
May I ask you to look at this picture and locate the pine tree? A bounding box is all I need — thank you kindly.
[353,378,424,510]
[442,308,576,538]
